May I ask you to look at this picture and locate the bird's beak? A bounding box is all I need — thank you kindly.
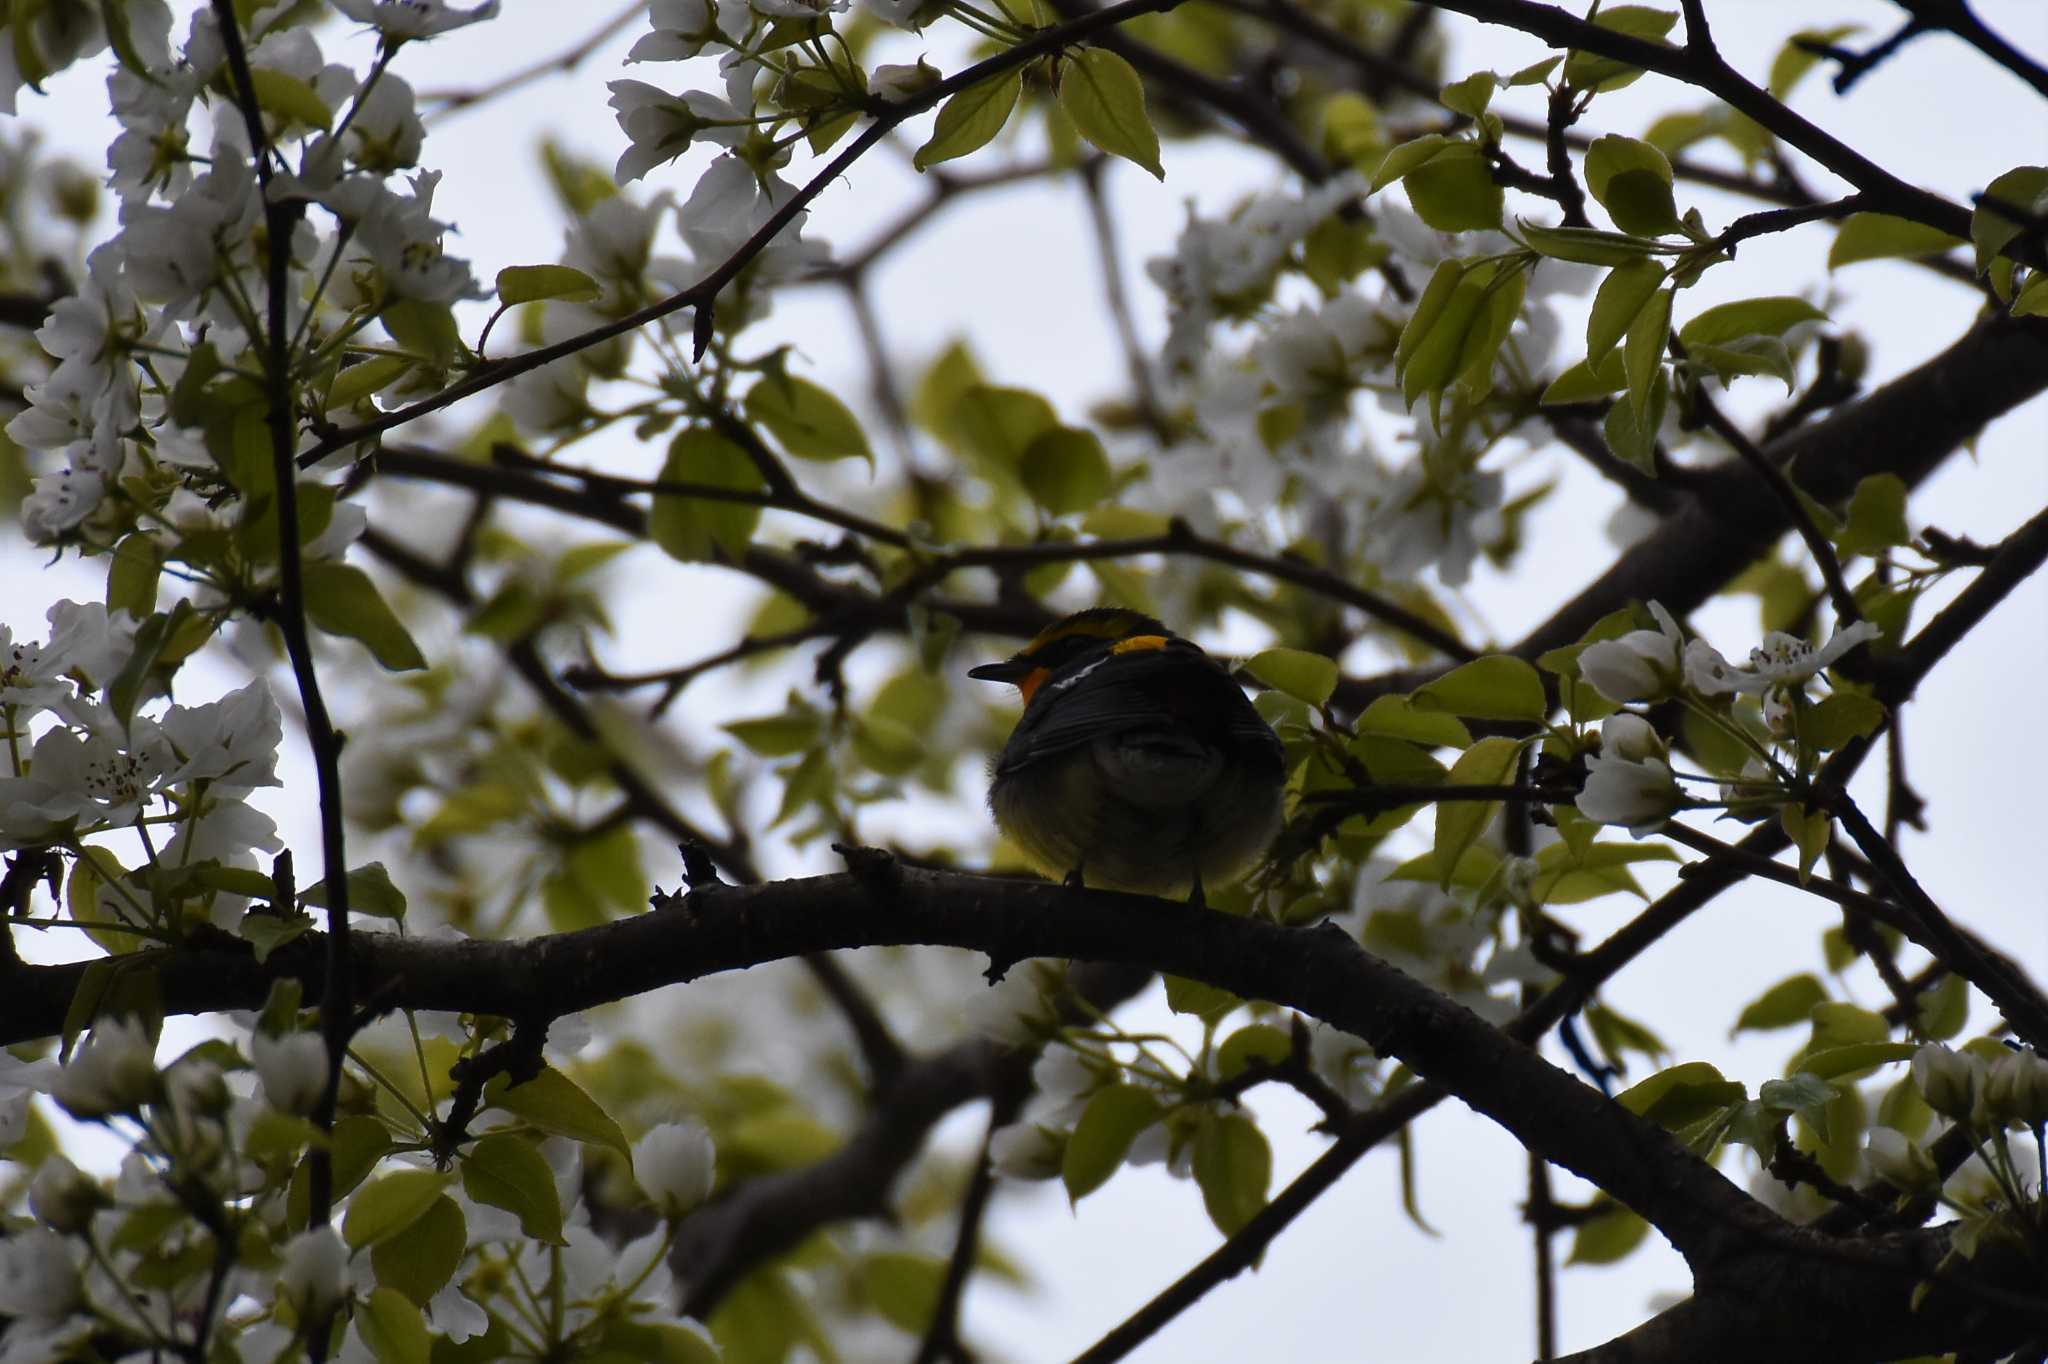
[968,658,1031,683]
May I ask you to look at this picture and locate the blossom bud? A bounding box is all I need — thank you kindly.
[51,1017,160,1119]
[634,1121,717,1216]
[252,1030,331,1117]
[277,1227,348,1321]
[1863,1127,1938,1194]
[1985,1049,2048,1126]
[988,1122,1064,1180]
[1911,1043,1980,1123]
[28,1156,106,1234]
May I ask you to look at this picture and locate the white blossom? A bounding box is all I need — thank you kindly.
[1577,717,1680,836]
[867,59,940,103]
[635,1121,717,1215]
[608,81,747,184]
[1578,602,1686,704]
[331,0,501,42]
[160,681,284,791]
[277,1227,348,1319]
[27,1157,103,1234]
[251,1029,330,1116]
[0,1231,80,1322]
[1911,1043,1981,1122]
[627,0,750,62]
[988,1121,1063,1180]
[50,1017,160,1119]
[1683,620,1881,697]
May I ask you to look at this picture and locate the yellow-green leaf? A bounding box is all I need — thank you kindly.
[650,428,766,562]
[343,1169,448,1250]
[1245,648,1338,707]
[1413,655,1547,721]
[1584,135,1679,237]
[303,562,427,671]
[744,374,871,463]
[1587,259,1667,366]
[1828,212,1966,269]
[1058,49,1162,179]
[913,70,1022,171]
[1019,426,1112,515]
[496,264,601,305]
[1063,1083,1161,1202]
[460,1132,565,1245]
[1432,735,1521,887]
[1191,1111,1270,1236]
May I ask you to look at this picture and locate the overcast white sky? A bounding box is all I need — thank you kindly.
[4,2,2046,1359]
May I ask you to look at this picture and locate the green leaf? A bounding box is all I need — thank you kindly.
[1431,736,1521,888]
[744,374,871,463]
[1801,692,1886,750]
[343,1169,448,1250]
[357,1286,430,1364]
[1561,6,1679,93]
[106,534,163,618]
[1759,1073,1838,1125]
[106,601,193,729]
[859,1252,947,1333]
[1616,1061,1746,1131]
[1454,265,1527,402]
[326,355,414,411]
[371,1194,466,1306]
[1731,973,1827,1036]
[1058,49,1162,179]
[913,69,1022,170]
[724,709,820,758]
[1401,142,1504,234]
[1567,1202,1649,1265]
[1770,26,1859,98]
[1019,426,1112,515]
[1400,260,1498,413]
[495,264,600,305]
[650,427,767,563]
[1245,648,1338,707]
[1438,71,1497,119]
[303,562,427,671]
[485,1065,631,1158]
[1587,259,1668,366]
[951,384,1058,467]
[1836,473,1910,555]
[381,300,459,368]
[1191,1111,1270,1236]
[1802,1040,1918,1082]
[1370,135,1454,194]
[1915,973,1969,1042]
[1603,365,1668,472]
[1679,296,1827,347]
[2014,272,2048,318]
[461,1132,565,1245]
[1828,212,1966,269]
[1163,974,1240,1022]
[1062,1083,1162,1201]
[1413,655,1546,721]
[1355,694,1470,749]
[1583,135,1679,236]
[1684,336,1796,392]
[301,863,407,921]
[1622,286,1673,423]
[1216,1024,1294,1081]
[1971,165,2048,274]
[1540,350,1629,405]
[1516,219,1666,266]
[249,68,332,131]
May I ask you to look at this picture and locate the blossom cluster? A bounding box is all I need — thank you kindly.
[1139,194,1587,587]
[1,600,284,897]
[1572,600,1882,833]
[0,1006,725,1361]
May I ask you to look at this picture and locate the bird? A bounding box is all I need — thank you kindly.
[968,608,1287,903]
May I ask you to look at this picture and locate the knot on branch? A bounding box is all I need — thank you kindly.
[833,843,903,895]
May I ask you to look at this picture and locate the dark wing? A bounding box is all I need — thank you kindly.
[996,643,1282,777]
